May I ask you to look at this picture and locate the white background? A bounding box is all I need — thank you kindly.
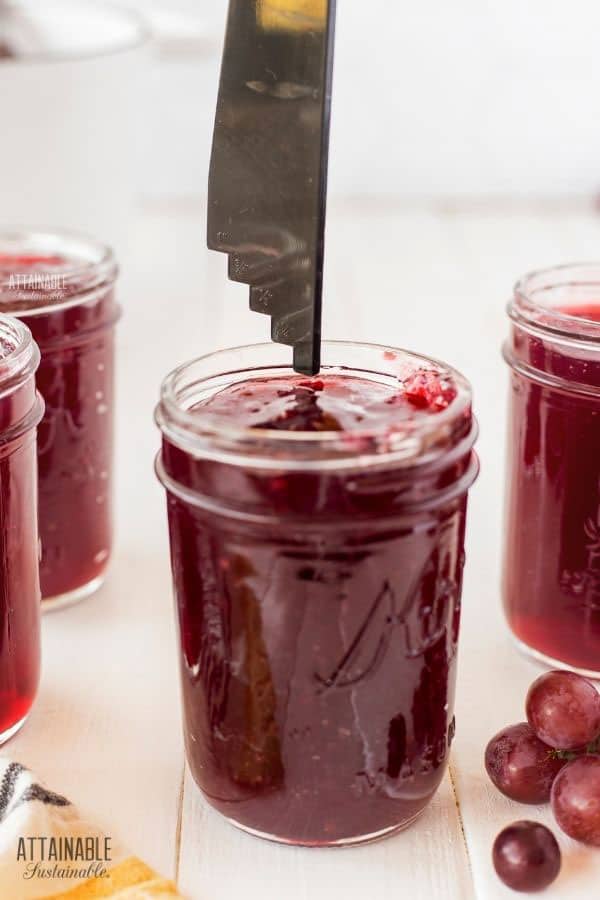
[127,0,600,200]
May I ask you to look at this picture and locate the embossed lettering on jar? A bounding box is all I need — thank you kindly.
[503,264,600,676]
[0,230,120,608]
[155,343,479,846]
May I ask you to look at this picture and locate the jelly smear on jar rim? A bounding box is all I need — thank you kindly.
[196,369,457,433]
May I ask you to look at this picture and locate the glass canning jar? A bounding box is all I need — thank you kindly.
[503,263,600,676]
[0,228,120,608]
[155,342,479,846]
[0,313,43,742]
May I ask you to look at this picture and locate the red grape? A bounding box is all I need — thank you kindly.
[485,723,565,804]
[493,821,561,892]
[551,756,600,846]
[526,670,600,750]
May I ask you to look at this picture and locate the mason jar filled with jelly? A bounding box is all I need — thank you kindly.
[503,263,600,676]
[0,313,44,742]
[0,229,120,608]
[155,341,479,846]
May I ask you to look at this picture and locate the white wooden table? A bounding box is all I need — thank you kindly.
[11,199,600,899]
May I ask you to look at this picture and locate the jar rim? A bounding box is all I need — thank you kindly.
[512,262,600,345]
[156,341,474,472]
[0,226,118,315]
[0,313,39,391]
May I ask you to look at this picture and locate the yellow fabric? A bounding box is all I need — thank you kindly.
[41,858,183,899]
[258,0,327,31]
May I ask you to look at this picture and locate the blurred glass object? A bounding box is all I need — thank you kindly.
[0,1,149,257]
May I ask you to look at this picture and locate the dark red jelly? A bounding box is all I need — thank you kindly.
[156,344,478,845]
[0,315,43,741]
[503,265,600,674]
[0,234,120,606]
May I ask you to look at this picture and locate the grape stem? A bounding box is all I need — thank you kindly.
[547,735,600,762]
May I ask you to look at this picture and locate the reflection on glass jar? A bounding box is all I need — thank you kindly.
[0,314,43,742]
[0,229,120,608]
[155,342,478,846]
[503,264,600,676]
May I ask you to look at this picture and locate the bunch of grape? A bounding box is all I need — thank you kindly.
[485,669,600,892]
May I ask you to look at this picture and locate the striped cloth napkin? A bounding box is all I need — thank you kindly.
[0,760,186,899]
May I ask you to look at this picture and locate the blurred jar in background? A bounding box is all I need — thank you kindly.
[503,264,600,677]
[0,0,148,259]
[0,314,43,741]
[0,229,120,609]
